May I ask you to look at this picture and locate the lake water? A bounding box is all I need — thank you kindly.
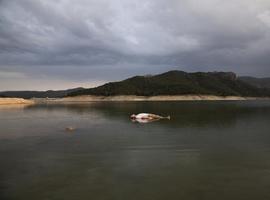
[1,101,270,200]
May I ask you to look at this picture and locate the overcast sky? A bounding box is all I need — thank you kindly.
[1,0,270,90]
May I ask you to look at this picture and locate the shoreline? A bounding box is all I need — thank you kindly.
[1,95,269,105]
[33,95,268,103]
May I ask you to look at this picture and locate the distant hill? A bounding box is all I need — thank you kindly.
[0,87,84,99]
[239,76,270,89]
[2,71,270,98]
[69,71,270,97]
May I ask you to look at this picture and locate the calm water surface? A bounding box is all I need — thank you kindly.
[1,101,270,200]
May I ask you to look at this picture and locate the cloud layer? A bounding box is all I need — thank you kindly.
[1,0,270,90]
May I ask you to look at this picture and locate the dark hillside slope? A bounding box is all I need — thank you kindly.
[239,76,270,89]
[69,71,270,97]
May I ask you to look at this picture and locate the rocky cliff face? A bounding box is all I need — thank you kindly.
[209,72,237,81]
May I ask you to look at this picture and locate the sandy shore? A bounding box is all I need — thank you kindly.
[36,95,263,103]
[1,95,267,105]
[0,98,34,105]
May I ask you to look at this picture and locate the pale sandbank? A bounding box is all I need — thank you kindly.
[0,98,34,105]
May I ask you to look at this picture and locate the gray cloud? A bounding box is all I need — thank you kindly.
[1,0,270,90]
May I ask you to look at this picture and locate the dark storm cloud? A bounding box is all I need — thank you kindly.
[1,0,270,90]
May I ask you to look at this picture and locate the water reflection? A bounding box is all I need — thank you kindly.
[1,101,270,200]
[23,101,270,128]
[131,118,160,123]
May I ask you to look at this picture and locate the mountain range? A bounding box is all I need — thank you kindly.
[1,71,270,98]
[69,71,270,97]
[0,88,83,99]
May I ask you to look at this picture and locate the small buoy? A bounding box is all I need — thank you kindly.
[65,127,76,132]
